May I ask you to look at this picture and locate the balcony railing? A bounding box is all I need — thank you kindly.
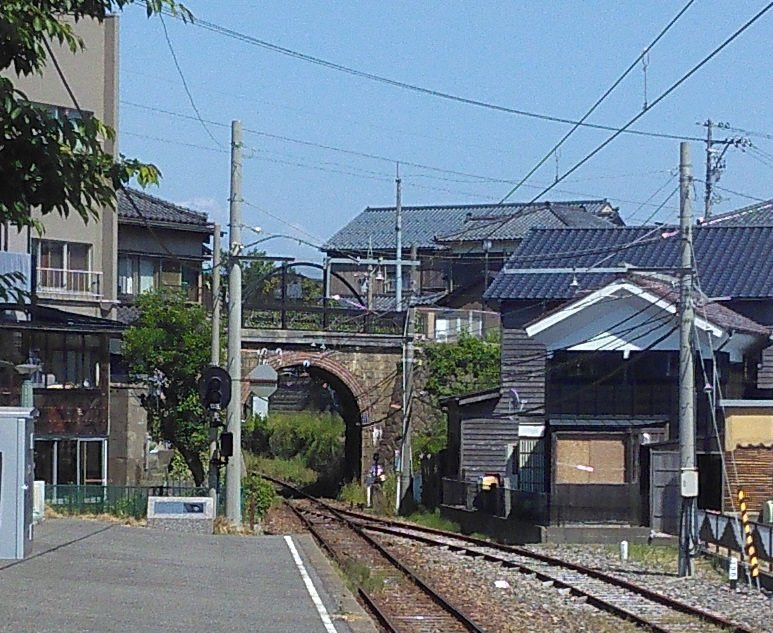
[37,268,102,298]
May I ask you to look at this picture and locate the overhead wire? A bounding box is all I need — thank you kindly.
[158,14,223,148]
[502,0,695,201]
[502,1,773,207]
[163,10,706,143]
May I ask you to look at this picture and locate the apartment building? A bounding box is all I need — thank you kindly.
[0,16,213,487]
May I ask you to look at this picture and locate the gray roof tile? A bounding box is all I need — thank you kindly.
[117,189,211,229]
[698,199,773,227]
[323,200,616,251]
[486,225,773,301]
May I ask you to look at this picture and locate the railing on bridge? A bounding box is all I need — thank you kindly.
[243,302,405,335]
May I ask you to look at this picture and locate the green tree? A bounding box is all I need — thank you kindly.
[422,331,500,401]
[414,332,501,458]
[122,288,210,484]
[0,0,189,298]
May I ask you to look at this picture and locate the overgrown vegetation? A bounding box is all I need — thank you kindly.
[242,473,277,524]
[403,510,461,533]
[244,411,345,492]
[413,331,500,460]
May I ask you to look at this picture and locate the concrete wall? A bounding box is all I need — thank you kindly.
[108,384,148,485]
[724,407,773,450]
[3,16,119,318]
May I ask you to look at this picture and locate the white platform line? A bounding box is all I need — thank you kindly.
[284,535,338,633]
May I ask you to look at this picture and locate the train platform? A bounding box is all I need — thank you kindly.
[0,518,376,633]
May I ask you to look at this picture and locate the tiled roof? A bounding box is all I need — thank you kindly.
[323,200,616,251]
[435,203,614,243]
[117,188,212,230]
[486,225,773,300]
[698,199,773,227]
[626,274,768,336]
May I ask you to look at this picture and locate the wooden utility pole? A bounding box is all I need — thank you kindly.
[225,121,243,524]
[678,141,697,577]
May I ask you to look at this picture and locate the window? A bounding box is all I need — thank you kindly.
[34,438,106,486]
[118,256,136,295]
[139,258,156,293]
[32,332,101,389]
[160,260,181,288]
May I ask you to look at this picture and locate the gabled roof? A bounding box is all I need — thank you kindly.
[323,200,617,252]
[117,188,212,231]
[486,225,773,301]
[523,274,768,360]
[435,203,615,244]
[698,199,773,227]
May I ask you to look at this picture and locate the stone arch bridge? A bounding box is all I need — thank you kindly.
[240,327,405,480]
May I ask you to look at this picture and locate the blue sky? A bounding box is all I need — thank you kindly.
[119,1,772,262]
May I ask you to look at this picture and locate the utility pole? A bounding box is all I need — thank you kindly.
[704,119,713,219]
[678,141,697,577]
[208,223,221,498]
[225,121,243,524]
[395,163,403,311]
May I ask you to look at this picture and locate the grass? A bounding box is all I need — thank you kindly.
[244,454,317,486]
[338,480,367,506]
[404,509,461,533]
[341,558,395,593]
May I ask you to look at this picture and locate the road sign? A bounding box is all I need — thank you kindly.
[198,366,232,410]
[248,364,278,398]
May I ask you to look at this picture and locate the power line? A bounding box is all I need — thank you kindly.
[121,102,682,210]
[505,2,773,205]
[164,11,707,143]
[158,14,223,148]
[501,0,695,201]
[474,2,772,250]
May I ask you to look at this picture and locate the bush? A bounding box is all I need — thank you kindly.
[338,481,367,506]
[243,411,345,483]
[242,473,276,520]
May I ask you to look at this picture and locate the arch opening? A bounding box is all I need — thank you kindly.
[261,361,363,490]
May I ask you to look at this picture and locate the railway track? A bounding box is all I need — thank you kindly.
[264,474,755,633]
[288,500,489,632]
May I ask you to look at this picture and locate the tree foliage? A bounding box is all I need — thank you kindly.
[122,288,210,484]
[422,331,500,401]
[0,0,189,298]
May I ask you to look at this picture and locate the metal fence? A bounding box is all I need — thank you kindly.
[45,484,210,519]
[697,509,772,567]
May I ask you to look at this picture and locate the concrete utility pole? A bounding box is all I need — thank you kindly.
[395,163,403,311]
[208,223,221,497]
[703,119,713,219]
[678,142,697,577]
[225,121,243,524]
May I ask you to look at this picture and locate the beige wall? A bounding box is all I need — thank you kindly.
[724,407,773,451]
[3,16,119,316]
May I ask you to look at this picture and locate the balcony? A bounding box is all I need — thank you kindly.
[36,268,103,299]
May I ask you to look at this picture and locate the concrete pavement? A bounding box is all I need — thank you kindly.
[0,519,376,633]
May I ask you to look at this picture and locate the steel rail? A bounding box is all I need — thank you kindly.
[285,499,489,633]
[263,474,754,633]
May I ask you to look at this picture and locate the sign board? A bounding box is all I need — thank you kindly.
[248,364,278,398]
[728,556,738,580]
[147,496,215,534]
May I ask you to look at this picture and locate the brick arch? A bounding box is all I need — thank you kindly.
[261,351,371,421]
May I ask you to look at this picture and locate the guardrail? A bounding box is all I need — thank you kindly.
[697,508,772,569]
[243,302,405,334]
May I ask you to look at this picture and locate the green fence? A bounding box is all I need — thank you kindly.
[45,485,210,519]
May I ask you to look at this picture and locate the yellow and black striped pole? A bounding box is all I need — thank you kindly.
[738,490,760,587]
